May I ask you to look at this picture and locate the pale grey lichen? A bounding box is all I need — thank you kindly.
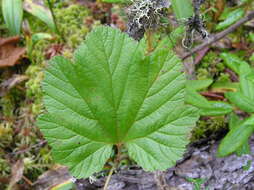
[126,0,170,40]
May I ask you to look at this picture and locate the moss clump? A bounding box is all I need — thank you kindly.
[216,72,230,83]
[0,157,10,177]
[197,52,219,80]
[197,52,231,84]
[26,65,44,99]
[0,122,13,147]
[191,117,227,142]
[25,63,45,117]
[29,40,51,66]
[55,4,89,49]
[0,95,15,117]
[0,123,13,182]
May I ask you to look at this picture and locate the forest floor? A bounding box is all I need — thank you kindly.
[33,136,254,190]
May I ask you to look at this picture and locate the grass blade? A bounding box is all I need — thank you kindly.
[23,0,57,33]
[2,0,23,35]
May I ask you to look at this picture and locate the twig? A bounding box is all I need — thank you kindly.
[22,176,33,186]
[182,11,254,60]
[7,140,47,156]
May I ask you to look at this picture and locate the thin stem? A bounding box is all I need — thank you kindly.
[46,0,63,39]
[146,29,154,53]
[22,176,33,186]
[103,144,122,190]
[103,165,115,190]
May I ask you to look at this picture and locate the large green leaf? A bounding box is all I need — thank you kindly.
[37,26,198,178]
[218,115,254,157]
[2,0,23,35]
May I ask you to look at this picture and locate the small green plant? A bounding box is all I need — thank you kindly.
[37,26,199,183]
[185,52,254,157]
[186,52,254,157]
[215,8,245,31]
[185,177,208,190]
[218,60,254,157]
[1,0,59,35]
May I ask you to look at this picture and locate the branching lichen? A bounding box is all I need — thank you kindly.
[126,0,170,40]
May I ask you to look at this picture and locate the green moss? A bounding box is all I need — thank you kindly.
[196,52,231,84]
[216,73,230,83]
[191,117,227,142]
[0,122,13,147]
[30,40,51,65]
[26,65,44,99]
[0,123,12,179]
[0,96,15,117]
[216,62,225,72]
[0,157,10,177]
[197,52,219,80]
[197,68,210,80]
[55,4,89,49]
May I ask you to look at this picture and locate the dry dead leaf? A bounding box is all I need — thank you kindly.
[214,0,225,21]
[0,36,26,68]
[8,159,25,189]
[45,44,64,60]
[33,165,73,190]
[0,74,29,97]
[211,37,232,49]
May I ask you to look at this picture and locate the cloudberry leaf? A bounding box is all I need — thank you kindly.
[37,26,198,178]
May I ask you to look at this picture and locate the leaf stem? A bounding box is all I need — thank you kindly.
[103,144,122,190]
[46,0,63,40]
[103,165,115,190]
[146,29,154,53]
